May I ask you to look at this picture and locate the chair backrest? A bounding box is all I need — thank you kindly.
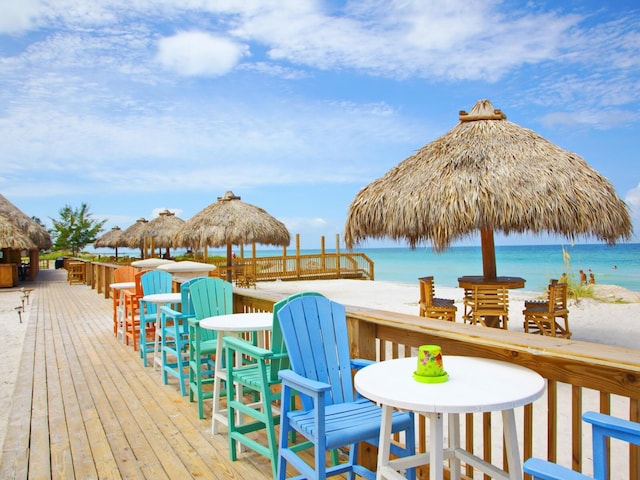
[189,277,233,321]
[549,282,568,313]
[418,276,434,308]
[141,270,174,314]
[114,265,136,283]
[277,296,354,408]
[472,284,509,311]
[268,291,324,383]
[178,276,207,318]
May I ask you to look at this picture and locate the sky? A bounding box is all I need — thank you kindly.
[0,0,638,251]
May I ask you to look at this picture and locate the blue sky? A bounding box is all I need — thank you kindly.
[0,1,638,250]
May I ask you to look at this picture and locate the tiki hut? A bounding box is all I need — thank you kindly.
[344,99,632,279]
[120,218,150,258]
[94,226,126,260]
[175,191,290,282]
[0,194,52,282]
[144,210,185,259]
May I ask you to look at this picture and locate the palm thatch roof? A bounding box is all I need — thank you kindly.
[175,191,290,281]
[175,191,290,249]
[120,218,150,249]
[145,210,185,248]
[0,194,52,249]
[0,215,37,250]
[94,226,125,248]
[344,99,632,278]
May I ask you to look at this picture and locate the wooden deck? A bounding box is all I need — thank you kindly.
[0,269,276,480]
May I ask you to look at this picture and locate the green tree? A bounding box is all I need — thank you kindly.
[50,203,107,255]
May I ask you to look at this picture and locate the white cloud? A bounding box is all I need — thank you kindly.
[625,183,640,238]
[157,31,248,77]
[0,0,42,34]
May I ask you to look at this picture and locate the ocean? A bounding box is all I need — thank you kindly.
[354,243,640,292]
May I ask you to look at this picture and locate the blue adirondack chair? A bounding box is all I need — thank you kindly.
[276,295,416,480]
[138,270,174,367]
[225,291,325,479]
[188,277,234,419]
[524,411,640,479]
[160,277,205,396]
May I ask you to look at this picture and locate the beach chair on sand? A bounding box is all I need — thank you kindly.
[418,276,457,321]
[523,280,571,339]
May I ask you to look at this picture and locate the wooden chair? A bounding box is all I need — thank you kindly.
[276,296,416,480]
[188,277,234,419]
[463,284,509,329]
[111,265,136,339]
[418,276,457,321]
[224,291,324,478]
[138,270,174,367]
[523,280,571,338]
[160,277,204,396]
[524,411,640,479]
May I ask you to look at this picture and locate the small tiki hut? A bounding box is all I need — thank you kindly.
[94,226,126,260]
[0,194,52,284]
[174,191,290,282]
[144,210,185,259]
[120,218,151,258]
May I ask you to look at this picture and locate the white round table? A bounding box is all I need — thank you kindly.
[199,312,273,434]
[354,356,545,480]
[157,261,217,281]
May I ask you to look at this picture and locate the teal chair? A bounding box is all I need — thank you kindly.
[276,296,416,480]
[524,411,640,480]
[188,277,233,419]
[138,270,174,367]
[160,277,205,396]
[225,292,324,479]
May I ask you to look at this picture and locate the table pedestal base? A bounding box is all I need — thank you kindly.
[377,409,522,480]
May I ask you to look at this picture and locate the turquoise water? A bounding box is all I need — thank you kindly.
[355,243,640,292]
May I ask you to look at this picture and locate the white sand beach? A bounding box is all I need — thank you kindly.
[1,278,638,473]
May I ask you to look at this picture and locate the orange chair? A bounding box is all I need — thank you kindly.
[111,266,136,338]
[123,271,146,350]
[418,276,457,321]
[523,280,571,338]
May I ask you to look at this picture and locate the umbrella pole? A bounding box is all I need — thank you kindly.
[480,227,497,280]
[226,243,233,283]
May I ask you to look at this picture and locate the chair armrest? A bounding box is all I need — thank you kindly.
[223,336,272,359]
[351,358,374,370]
[160,305,181,317]
[523,458,590,480]
[279,369,330,395]
[583,411,640,445]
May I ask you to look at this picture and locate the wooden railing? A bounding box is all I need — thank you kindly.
[72,258,639,479]
[230,289,640,480]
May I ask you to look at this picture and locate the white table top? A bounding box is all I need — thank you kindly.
[157,261,217,273]
[355,356,545,414]
[131,258,175,269]
[141,292,182,304]
[199,312,273,332]
[110,281,135,289]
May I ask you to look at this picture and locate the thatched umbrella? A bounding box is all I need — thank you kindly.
[344,99,632,280]
[175,191,290,282]
[0,193,52,250]
[144,210,185,258]
[120,218,150,258]
[94,226,126,259]
[0,215,37,250]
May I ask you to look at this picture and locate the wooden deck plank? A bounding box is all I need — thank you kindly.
[0,270,277,480]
